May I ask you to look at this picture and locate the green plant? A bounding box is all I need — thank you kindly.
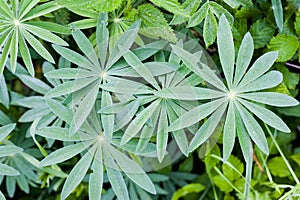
[0,0,69,76]
[0,0,300,199]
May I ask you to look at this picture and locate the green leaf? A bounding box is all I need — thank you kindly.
[0,123,16,141]
[21,28,55,63]
[172,183,205,200]
[154,86,224,100]
[249,19,275,49]
[61,146,96,200]
[16,74,51,94]
[46,99,73,124]
[69,80,100,135]
[217,14,235,88]
[40,142,90,166]
[45,68,95,79]
[234,102,269,154]
[234,32,254,86]
[295,15,300,36]
[137,4,177,42]
[238,98,290,132]
[119,45,160,90]
[267,34,299,62]
[45,77,97,98]
[223,101,236,161]
[276,64,300,90]
[222,155,244,181]
[122,99,161,145]
[188,2,209,27]
[36,127,94,141]
[271,0,283,31]
[57,0,123,13]
[209,2,234,25]
[189,102,227,152]
[19,0,39,19]
[157,105,168,162]
[97,13,109,67]
[107,145,156,194]
[0,34,12,75]
[10,30,18,73]
[238,71,283,93]
[0,146,23,157]
[203,9,217,48]
[171,0,201,25]
[267,156,290,177]
[26,21,71,35]
[238,92,299,107]
[22,1,61,21]
[101,90,114,140]
[236,110,252,162]
[0,163,19,176]
[168,98,226,132]
[237,51,278,89]
[149,0,189,17]
[89,144,103,200]
[107,20,140,68]
[52,44,95,71]
[114,100,140,131]
[72,29,100,69]
[18,32,34,76]
[0,75,9,108]
[23,24,68,46]
[103,146,129,200]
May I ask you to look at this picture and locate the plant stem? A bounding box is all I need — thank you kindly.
[285,62,300,70]
[265,124,300,184]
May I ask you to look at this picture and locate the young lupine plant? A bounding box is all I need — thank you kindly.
[0,0,69,76]
[169,15,299,162]
[45,13,174,137]
[35,104,157,200]
[100,40,211,162]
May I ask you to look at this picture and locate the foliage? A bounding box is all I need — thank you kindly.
[0,0,300,200]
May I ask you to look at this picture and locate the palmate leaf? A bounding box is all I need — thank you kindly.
[0,0,67,76]
[35,104,156,200]
[170,14,299,163]
[0,123,16,141]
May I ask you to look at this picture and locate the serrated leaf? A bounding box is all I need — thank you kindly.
[149,0,189,17]
[171,0,201,25]
[267,34,299,62]
[268,156,290,177]
[188,2,209,27]
[249,19,275,49]
[138,4,177,42]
